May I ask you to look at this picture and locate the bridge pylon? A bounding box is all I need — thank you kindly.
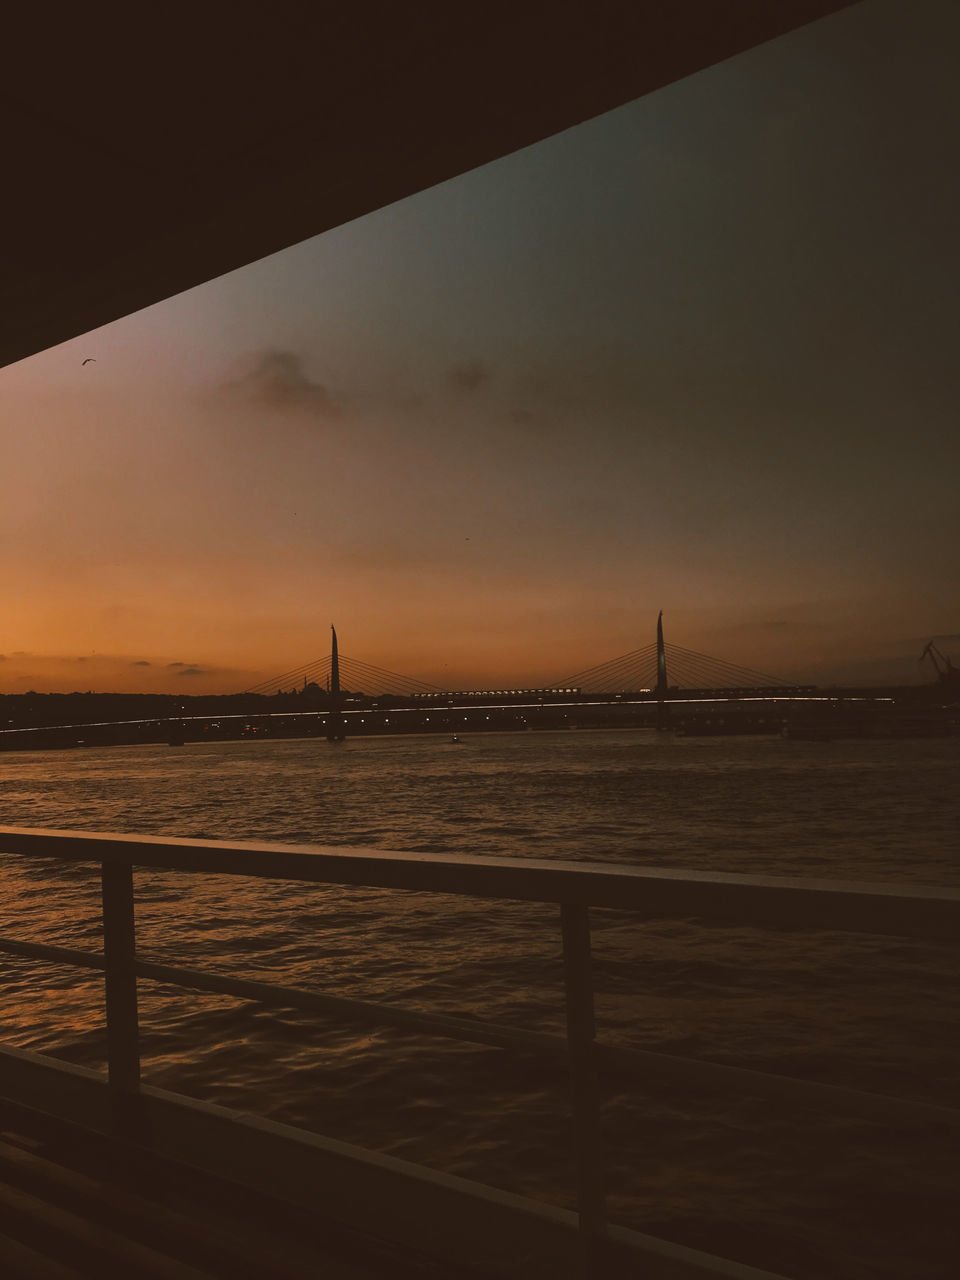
[326,624,346,742]
[656,611,670,729]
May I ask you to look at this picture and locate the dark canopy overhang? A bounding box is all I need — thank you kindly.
[1,2,856,369]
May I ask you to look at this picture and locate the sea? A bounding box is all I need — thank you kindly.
[1,729,958,1279]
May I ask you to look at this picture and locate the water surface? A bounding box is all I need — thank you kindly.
[2,730,957,1278]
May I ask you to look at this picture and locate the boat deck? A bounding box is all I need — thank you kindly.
[0,1106,452,1280]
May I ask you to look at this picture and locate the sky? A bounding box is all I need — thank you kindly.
[2,0,958,695]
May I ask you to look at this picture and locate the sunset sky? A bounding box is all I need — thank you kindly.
[2,0,958,695]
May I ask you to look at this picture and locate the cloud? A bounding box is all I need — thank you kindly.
[0,651,241,694]
[448,360,490,393]
[508,407,536,426]
[224,350,341,415]
[166,660,213,677]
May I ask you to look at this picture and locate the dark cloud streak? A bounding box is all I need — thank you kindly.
[224,349,341,416]
[448,360,490,393]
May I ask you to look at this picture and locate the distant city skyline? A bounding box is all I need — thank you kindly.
[2,0,958,694]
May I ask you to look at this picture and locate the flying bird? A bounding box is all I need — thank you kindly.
[81,358,96,365]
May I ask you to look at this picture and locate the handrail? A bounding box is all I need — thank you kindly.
[3,825,960,937]
[1,824,959,1279]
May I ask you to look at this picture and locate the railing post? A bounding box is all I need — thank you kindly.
[561,901,604,1276]
[101,859,141,1128]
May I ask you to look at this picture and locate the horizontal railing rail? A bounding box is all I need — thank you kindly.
[0,935,957,1133]
[1,824,959,1278]
[3,825,960,936]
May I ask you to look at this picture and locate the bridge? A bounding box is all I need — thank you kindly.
[218,613,898,743]
[6,614,944,751]
[244,615,812,701]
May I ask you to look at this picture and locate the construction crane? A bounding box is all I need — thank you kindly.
[920,641,957,683]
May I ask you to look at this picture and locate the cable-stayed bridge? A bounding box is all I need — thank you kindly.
[244,615,809,701]
[8,616,951,751]
[199,615,832,745]
[244,643,798,699]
